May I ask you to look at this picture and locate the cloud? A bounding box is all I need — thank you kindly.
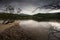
[49,9,60,13]
[0,0,60,15]
[0,0,60,8]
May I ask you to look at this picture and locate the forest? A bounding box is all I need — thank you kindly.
[0,12,60,22]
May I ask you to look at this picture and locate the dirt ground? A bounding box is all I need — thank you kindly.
[0,20,49,40]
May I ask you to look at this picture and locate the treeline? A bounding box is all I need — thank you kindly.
[0,13,60,21]
[33,13,60,21]
[0,13,32,20]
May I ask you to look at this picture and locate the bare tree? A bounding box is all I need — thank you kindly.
[17,8,22,14]
[41,0,60,10]
[32,7,40,13]
[5,5,14,13]
[32,1,60,13]
[2,5,15,24]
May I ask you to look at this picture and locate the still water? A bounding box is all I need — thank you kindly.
[19,20,60,31]
[19,20,60,40]
[0,20,60,40]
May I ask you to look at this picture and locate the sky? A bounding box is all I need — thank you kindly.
[0,0,60,15]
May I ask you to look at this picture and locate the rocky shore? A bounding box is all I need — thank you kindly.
[0,20,48,40]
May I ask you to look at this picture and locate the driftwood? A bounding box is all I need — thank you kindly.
[2,19,14,24]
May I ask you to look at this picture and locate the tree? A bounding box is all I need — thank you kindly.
[2,5,15,24]
[17,8,22,14]
[5,5,14,13]
[41,0,60,10]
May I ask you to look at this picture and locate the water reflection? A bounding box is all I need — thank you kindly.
[0,20,60,40]
[19,20,60,40]
[19,20,60,31]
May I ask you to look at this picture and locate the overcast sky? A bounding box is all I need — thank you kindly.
[0,0,60,15]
